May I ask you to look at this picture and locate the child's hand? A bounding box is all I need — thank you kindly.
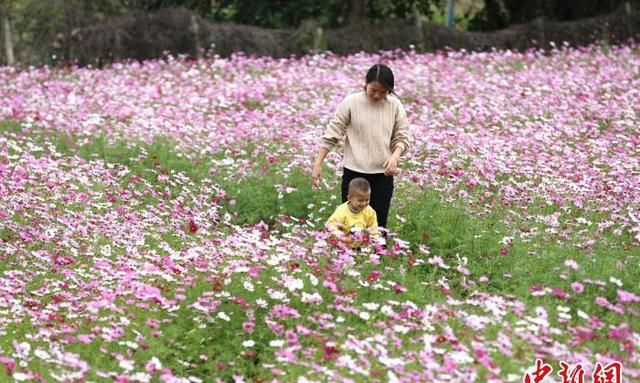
[348,229,366,248]
[349,239,364,248]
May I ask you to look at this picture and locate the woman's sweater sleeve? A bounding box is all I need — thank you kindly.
[320,97,351,151]
[391,102,410,156]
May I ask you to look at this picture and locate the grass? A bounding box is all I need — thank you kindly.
[4,117,638,297]
[1,119,336,226]
[1,120,638,380]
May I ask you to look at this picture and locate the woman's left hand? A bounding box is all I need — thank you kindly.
[383,154,399,176]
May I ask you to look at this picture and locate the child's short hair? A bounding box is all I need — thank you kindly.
[348,177,370,194]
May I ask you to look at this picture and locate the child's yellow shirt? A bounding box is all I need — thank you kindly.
[326,202,379,236]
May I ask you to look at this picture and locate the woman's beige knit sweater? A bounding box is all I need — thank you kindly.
[320,91,411,174]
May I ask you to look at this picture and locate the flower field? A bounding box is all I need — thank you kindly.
[0,45,639,382]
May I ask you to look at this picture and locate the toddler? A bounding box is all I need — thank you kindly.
[326,177,380,247]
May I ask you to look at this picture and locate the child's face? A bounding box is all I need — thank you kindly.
[364,81,389,102]
[347,189,371,213]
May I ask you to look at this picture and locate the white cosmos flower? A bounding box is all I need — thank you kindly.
[387,371,400,383]
[131,373,151,383]
[13,373,32,382]
[363,302,379,311]
[269,340,284,347]
[119,359,135,371]
[269,290,287,301]
[301,292,323,304]
[450,350,474,364]
[148,357,162,370]
[609,276,622,287]
[380,356,405,368]
[243,280,255,292]
[100,245,112,257]
[381,305,394,316]
[285,277,304,292]
[34,349,50,360]
[346,269,360,277]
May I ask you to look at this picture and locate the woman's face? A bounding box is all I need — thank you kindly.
[364,81,389,102]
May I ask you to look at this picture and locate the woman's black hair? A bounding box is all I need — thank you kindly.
[365,64,395,94]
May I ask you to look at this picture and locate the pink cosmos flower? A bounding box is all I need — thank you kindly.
[285,330,299,346]
[564,259,578,270]
[428,256,449,269]
[0,356,16,376]
[367,270,382,282]
[242,321,254,334]
[323,345,339,361]
[571,282,584,293]
[617,289,640,304]
[607,323,631,340]
[394,283,407,294]
[160,369,179,383]
[188,220,198,233]
[551,288,568,299]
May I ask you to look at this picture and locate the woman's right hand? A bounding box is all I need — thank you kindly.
[311,148,329,189]
[311,164,322,189]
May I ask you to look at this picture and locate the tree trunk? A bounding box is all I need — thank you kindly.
[2,5,14,65]
[445,0,455,27]
[413,3,425,50]
[348,0,367,25]
[190,14,202,59]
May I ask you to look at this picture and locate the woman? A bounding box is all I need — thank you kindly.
[311,63,410,228]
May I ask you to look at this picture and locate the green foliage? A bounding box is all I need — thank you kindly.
[392,185,504,259]
[4,119,639,380]
[138,279,277,380]
[206,0,444,28]
[0,121,333,227]
[209,0,348,28]
[69,134,335,226]
[0,124,208,183]
[216,167,334,226]
[469,0,632,31]
[0,119,21,134]
[123,0,213,16]
[390,182,640,300]
[369,0,436,22]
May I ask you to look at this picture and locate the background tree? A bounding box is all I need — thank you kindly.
[135,0,211,15]
[206,0,348,28]
[348,0,366,24]
[1,0,637,66]
[1,0,14,65]
[200,0,436,28]
[470,0,639,30]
